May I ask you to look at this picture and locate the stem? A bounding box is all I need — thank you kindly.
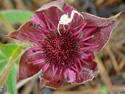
[0,12,14,33]
[0,47,22,89]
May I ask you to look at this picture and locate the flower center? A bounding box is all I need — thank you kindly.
[42,32,79,69]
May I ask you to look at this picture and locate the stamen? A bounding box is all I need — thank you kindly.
[37,26,50,33]
[75,64,81,80]
[83,27,97,38]
[30,59,45,64]
[79,35,94,42]
[66,22,72,33]
[56,10,60,22]
[43,13,56,30]
[44,14,52,31]
[72,21,86,31]
[78,45,99,50]
[42,63,50,73]
[80,58,89,66]
[58,67,63,80]
[82,42,97,46]
[71,65,80,80]
[71,66,77,72]
[51,66,58,81]
[28,51,43,56]
[73,22,86,36]
[25,31,43,44]
[77,59,83,69]
[28,47,41,51]
[30,30,45,36]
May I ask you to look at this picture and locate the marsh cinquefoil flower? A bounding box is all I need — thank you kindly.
[8,0,120,89]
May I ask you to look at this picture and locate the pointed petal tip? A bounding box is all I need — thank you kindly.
[36,0,65,12]
[111,12,122,22]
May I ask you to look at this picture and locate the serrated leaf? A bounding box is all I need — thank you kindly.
[0,10,33,23]
[6,65,17,94]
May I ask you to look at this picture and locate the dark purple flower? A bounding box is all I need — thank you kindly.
[8,0,120,89]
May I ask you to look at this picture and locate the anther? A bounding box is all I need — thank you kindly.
[32,50,36,53]
[57,80,60,83]
[34,24,40,28]
[33,24,36,28]
[88,64,91,67]
[67,77,70,81]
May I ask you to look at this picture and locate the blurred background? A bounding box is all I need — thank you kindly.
[0,0,125,94]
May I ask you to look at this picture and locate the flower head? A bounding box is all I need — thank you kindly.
[8,0,120,89]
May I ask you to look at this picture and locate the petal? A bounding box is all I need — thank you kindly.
[86,22,119,52]
[82,12,121,27]
[7,21,45,43]
[64,69,76,83]
[40,78,64,89]
[35,0,65,28]
[30,13,46,29]
[7,21,33,41]
[75,61,99,84]
[81,52,95,61]
[40,68,64,89]
[81,12,121,52]
[36,0,65,12]
[19,49,44,80]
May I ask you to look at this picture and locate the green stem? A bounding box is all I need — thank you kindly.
[0,47,22,89]
[0,12,14,32]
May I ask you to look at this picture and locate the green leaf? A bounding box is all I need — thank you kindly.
[0,60,8,73]
[0,10,33,23]
[0,44,19,73]
[0,44,19,58]
[6,65,17,94]
[101,85,108,94]
[0,46,22,90]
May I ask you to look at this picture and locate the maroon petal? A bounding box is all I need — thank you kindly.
[30,13,47,29]
[40,78,64,89]
[81,12,121,52]
[82,12,121,27]
[7,21,33,41]
[40,68,64,89]
[7,21,45,43]
[75,61,99,84]
[86,22,119,52]
[35,0,65,28]
[19,49,44,80]
[36,0,65,12]
[81,52,95,61]
[64,68,76,83]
